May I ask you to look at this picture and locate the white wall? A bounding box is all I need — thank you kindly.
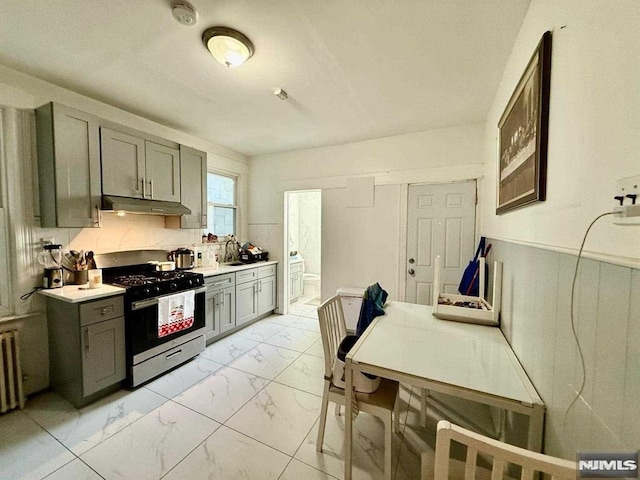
[479,0,640,263]
[479,0,640,457]
[248,123,485,309]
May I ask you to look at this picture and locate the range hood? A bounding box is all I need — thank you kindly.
[102,196,191,216]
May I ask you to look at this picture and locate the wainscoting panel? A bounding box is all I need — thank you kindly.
[488,239,639,458]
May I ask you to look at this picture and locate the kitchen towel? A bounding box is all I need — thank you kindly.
[157,290,195,338]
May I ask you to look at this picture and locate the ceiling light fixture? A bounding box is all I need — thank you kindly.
[202,27,254,68]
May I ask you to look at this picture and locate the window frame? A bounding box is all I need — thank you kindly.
[0,109,12,316]
[206,171,238,237]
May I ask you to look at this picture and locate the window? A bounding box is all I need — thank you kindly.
[207,172,236,236]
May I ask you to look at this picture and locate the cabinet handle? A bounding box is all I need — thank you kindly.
[149,178,154,199]
[101,307,108,315]
[219,291,225,308]
[166,349,182,360]
[258,280,262,293]
[84,328,90,353]
[93,205,100,226]
[141,177,147,198]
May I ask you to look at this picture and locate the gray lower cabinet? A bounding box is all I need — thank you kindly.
[257,265,277,316]
[235,280,258,327]
[235,265,277,327]
[205,273,235,342]
[36,102,102,228]
[47,296,126,407]
[101,127,180,202]
[289,261,303,303]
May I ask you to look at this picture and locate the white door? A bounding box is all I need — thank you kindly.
[405,182,476,305]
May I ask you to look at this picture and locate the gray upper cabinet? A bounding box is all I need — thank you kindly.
[179,145,207,228]
[101,127,180,202]
[145,141,180,202]
[100,128,145,198]
[36,102,101,228]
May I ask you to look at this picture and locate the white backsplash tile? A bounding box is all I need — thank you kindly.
[68,213,200,254]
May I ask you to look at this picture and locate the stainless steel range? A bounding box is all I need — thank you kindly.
[97,250,206,387]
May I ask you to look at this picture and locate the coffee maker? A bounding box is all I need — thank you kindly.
[38,244,64,289]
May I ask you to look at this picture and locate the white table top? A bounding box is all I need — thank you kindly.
[348,302,541,407]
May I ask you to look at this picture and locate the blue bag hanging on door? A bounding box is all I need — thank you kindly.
[458,237,492,297]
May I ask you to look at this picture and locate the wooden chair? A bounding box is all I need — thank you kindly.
[423,420,576,480]
[316,295,400,480]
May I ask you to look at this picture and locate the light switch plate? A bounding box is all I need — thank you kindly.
[613,175,640,225]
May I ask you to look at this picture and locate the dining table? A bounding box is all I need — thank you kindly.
[343,301,545,480]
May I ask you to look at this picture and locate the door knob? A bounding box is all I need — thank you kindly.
[408,258,415,264]
[408,269,415,275]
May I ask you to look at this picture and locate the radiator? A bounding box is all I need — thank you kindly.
[0,329,25,413]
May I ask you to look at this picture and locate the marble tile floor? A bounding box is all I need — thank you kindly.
[0,311,445,480]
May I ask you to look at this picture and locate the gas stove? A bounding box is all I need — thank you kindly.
[103,265,204,301]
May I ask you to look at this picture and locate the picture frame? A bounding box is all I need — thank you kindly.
[496,31,552,215]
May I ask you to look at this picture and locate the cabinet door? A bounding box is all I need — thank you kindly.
[179,145,207,229]
[101,128,146,198]
[295,273,304,300]
[235,281,258,327]
[36,102,101,228]
[219,286,236,334]
[81,317,125,397]
[145,141,180,202]
[205,289,220,341]
[289,273,297,303]
[257,275,276,316]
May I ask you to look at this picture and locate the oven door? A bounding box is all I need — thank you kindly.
[128,287,206,360]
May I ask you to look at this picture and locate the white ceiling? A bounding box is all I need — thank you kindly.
[0,1,530,157]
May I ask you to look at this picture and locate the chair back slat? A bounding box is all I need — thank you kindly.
[432,421,576,480]
[317,295,347,378]
[491,459,505,480]
[464,446,478,480]
[520,466,534,480]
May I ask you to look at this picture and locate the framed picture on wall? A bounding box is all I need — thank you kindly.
[496,31,552,215]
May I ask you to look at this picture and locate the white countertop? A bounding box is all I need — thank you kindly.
[38,284,126,303]
[193,260,278,277]
[39,261,278,303]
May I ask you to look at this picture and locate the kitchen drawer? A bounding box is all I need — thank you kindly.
[290,263,303,274]
[205,273,235,290]
[131,335,204,387]
[258,264,277,279]
[80,296,125,326]
[235,268,258,285]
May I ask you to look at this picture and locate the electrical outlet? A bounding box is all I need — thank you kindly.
[613,175,640,226]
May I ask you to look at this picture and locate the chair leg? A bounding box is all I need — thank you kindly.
[335,402,341,417]
[316,390,330,452]
[420,388,428,427]
[384,412,392,480]
[394,389,400,434]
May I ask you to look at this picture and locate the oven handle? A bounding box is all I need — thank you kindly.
[131,286,207,311]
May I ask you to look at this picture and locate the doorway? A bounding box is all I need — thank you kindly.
[404,181,476,305]
[284,190,322,316]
